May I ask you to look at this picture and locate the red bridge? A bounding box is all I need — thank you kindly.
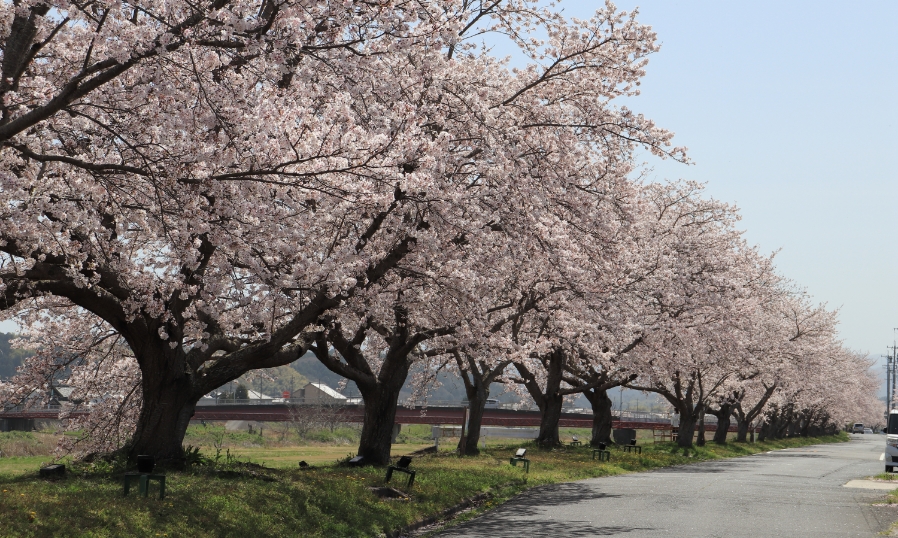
[1,404,741,432]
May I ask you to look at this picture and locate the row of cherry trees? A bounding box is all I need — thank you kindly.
[445,181,882,453]
[0,0,879,464]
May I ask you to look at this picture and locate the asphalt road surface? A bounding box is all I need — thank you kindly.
[436,435,897,537]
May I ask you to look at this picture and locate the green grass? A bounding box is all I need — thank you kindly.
[884,489,898,504]
[0,433,847,537]
[221,444,436,467]
[0,456,60,476]
[183,423,364,448]
[0,431,60,458]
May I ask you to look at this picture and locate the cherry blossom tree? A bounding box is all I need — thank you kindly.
[721,292,839,443]
[288,1,685,463]
[622,182,780,448]
[2,0,877,466]
[0,306,141,455]
[0,0,684,464]
[758,346,879,440]
[0,0,476,462]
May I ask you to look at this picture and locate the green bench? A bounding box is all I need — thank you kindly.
[592,442,610,461]
[123,472,166,500]
[510,448,530,473]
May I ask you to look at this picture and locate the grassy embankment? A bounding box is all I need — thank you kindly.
[0,428,848,538]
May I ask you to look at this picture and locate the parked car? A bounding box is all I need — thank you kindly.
[852,423,864,434]
[886,410,898,472]
[864,428,873,434]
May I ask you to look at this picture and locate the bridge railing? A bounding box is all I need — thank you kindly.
[201,398,365,406]
[2,403,62,414]
[4,398,721,429]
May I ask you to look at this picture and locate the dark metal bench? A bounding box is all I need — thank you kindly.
[509,448,530,473]
[385,456,416,488]
[123,472,166,499]
[592,442,610,461]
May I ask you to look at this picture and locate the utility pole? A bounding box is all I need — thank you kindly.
[887,329,898,414]
[891,331,896,413]
[886,347,892,415]
[618,387,624,417]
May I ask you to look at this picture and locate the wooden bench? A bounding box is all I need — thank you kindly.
[652,428,679,443]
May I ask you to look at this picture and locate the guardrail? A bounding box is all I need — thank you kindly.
[2,403,62,414]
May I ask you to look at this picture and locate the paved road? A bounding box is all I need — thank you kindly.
[436,435,898,537]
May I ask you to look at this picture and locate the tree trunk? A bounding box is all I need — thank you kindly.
[781,416,794,439]
[356,382,404,465]
[584,388,614,447]
[712,404,733,445]
[310,322,418,467]
[729,385,777,444]
[757,417,770,442]
[677,410,698,448]
[696,413,706,447]
[459,380,488,456]
[537,391,564,447]
[128,374,198,464]
[800,413,811,437]
[770,420,781,439]
[736,417,750,443]
[127,343,199,464]
[516,349,566,447]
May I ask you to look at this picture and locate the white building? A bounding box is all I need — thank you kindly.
[301,382,361,404]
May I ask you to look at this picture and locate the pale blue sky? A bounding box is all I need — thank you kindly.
[3,1,895,385]
[562,0,898,363]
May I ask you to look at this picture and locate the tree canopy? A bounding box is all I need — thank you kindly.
[0,0,878,462]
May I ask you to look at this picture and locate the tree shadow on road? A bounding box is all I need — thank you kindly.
[761,453,826,458]
[440,518,651,537]
[649,461,733,473]
[435,482,652,537]
[498,481,621,512]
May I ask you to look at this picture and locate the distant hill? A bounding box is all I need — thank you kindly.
[289,353,360,397]
[0,333,31,380]
[225,352,626,409]
[288,352,528,405]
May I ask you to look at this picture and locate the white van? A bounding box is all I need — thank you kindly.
[885,411,898,473]
[852,423,864,434]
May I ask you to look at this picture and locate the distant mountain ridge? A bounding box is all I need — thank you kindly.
[288,352,525,405]
[0,333,31,380]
